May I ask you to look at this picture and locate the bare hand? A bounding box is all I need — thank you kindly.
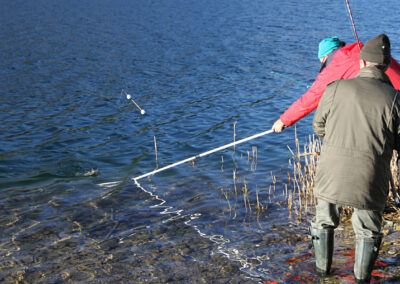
[272,119,287,133]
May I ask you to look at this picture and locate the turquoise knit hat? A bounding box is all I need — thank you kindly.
[318,36,340,58]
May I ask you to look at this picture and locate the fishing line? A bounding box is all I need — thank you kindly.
[345,0,361,50]
[121,89,146,115]
[270,71,310,88]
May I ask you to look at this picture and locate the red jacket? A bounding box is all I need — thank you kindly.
[280,42,400,126]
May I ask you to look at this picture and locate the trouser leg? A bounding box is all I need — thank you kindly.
[351,209,383,282]
[311,199,342,229]
[351,208,382,239]
[310,199,341,276]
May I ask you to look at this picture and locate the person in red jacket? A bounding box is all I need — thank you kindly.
[272,36,400,133]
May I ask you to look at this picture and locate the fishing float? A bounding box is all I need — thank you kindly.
[122,89,146,115]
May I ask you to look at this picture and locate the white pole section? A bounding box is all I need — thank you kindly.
[133,128,274,181]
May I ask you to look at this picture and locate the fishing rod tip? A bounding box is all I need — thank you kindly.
[141,109,146,115]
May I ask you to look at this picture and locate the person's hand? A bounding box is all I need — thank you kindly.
[272,119,287,133]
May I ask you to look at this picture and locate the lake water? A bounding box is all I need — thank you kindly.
[1,0,400,282]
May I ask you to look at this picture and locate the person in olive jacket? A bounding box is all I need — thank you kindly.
[311,34,400,282]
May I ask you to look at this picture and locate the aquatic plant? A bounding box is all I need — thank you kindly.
[218,123,399,224]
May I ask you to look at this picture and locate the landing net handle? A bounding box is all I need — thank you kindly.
[133,129,274,181]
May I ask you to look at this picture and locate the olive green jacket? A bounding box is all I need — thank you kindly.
[313,67,400,211]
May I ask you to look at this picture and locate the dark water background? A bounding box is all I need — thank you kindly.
[1,0,400,282]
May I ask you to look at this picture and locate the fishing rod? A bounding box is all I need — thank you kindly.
[133,128,274,181]
[270,71,310,88]
[345,0,361,50]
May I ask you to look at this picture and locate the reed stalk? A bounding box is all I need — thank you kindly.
[233,121,237,152]
[154,135,158,169]
[243,180,248,213]
[220,188,232,215]
[233,169,238,201]
[251,146,258,171]
[256,186,261,211]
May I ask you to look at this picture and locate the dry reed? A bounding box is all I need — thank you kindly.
[285,128,400,219]
[217,127,399,222]
[154,135,158,169]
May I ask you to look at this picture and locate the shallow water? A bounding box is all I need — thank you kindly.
[1,0,400,282]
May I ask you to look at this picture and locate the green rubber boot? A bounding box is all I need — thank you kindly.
[310,227,334,277]
[354,237,382,283]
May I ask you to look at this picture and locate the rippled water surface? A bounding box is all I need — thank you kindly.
[1,0,400,282]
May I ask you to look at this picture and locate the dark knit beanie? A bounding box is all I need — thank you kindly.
[359,34,391,65]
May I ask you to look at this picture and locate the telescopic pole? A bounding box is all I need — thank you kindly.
[133,129,274,181]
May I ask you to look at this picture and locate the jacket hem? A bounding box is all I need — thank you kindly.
[315,193,384,212]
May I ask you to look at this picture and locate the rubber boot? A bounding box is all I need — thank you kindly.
[310,227,334,277]
[354,237,382,283]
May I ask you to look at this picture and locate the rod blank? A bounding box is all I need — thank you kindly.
[345,0,361,50]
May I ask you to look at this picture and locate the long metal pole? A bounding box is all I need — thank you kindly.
[133,129,274,181]
[345,0,361,50]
